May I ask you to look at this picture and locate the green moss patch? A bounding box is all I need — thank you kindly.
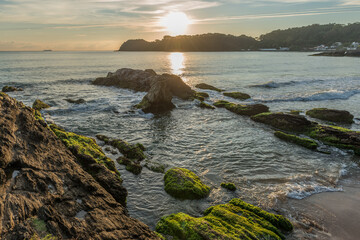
[274,131,318,150]
[192,91,210,101]
[164,168,210,199]
[214,100,269,116]
[32,99,50,111]
[29,217,56,240]
[221,182,236,191]
[223,92,251,100]
[156,198,292,240]
[117,157,142,175]
[306,108,354,124]
[195,83,223,92]
[199,102,215,110]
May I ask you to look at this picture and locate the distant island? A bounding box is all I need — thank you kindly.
[119,23,360,52]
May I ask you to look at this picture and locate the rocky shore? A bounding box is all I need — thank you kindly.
[312,50,360,57]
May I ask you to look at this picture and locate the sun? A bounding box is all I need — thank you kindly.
[160,12,191,36]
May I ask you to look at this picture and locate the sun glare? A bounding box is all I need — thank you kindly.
[160,12,191,36]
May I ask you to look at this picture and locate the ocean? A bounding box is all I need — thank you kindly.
[1,51,359,230]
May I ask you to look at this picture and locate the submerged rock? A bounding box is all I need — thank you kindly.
[0,93,159,239]
[274,131,318,150]
[32,99,50,111]
[117,157,142,175]
[223,91,251,100]
[214,100,269,116]
[2,86,23,92]
[64,98,86,104]
[306,108,354,124]
[192,91,209,101]
[199,101,215,109]
[156,198,293,240]
[164,168,210,199]
[195,83,223,92]
[220,182,236,191]
[251,112,313,132]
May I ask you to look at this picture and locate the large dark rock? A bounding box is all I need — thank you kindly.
[92,68,193,100]
[0,93,159,240]
[214,100,269,116]
[306,108,354,124]
[2,86,23,92]
[251,112,313,132]
[195,83,223,92]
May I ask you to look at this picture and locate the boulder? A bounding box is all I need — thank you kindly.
[0,94,159,239]
[223,92,251,100]
[2,86,23,92]
[251,112,313,132]
[65,98,86,104]
[214,100,269,116]
[220,182,236,191]
[156,198,293,240]
[164,168,210,199]
[32,99,50,111]
[306,108,354,124]
[195,83,223,92]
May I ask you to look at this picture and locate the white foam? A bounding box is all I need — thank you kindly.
[12,170,20,179]
[75,210,87,219]
[286,182,342,200]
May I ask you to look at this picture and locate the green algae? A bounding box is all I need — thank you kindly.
[29,217,57,240]
[195,83,223,92]
[117,156,142,175]
[199,101,215,110]
[306,108,354,124]
[156,198,292,240]
[32,99,50,111]
[214,100,269,116]
[145,162,165,173]
[221,182,236,191]
[50,125,120,177]
[274,131,318,150]
[192,91,210,101]
[164,168,210,200]
[288,110,301,115]
[223,92,251,100]
[32,109,45,122]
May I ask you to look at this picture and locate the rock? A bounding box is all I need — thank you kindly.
[251,112,313,132]
[274,131,318,150]
[192,91,210,101]
[220,182,236,191]
[2,86,23,92]
[195,83,223,92]
[214,100,269,116]
[135,78,175,113]
[32,99,50,111]
[117,157,142,175]
[0,94,159,239]
[64,98,86,104]
[306,108,354,124]
[288,110,301,115]
[144,162,165,173]
[156,198,293,240]
[92,68,193,100]
[223,92,251,100]
[199,101,215,109]
[164,168,210,199]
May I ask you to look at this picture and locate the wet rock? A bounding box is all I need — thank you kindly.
[274,131,318,150]
[136,78,175,113]
[164,168,210,199]
[223,92,251,100]
[144,162,165,173]
[192,91,209,101]
[0,94,159,239]
[156,198,293,240]
[195,83,223,92]
[2,86,23,92]
[306,108,354,124]
[64,98,86,104]
[251,112,313,132]
[117,157,142,175]
[32,99,50,111]
[220,182,236,191]
[199,101,215,109]
[214,100,269,116]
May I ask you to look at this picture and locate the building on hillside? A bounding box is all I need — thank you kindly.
[347,42,359,51]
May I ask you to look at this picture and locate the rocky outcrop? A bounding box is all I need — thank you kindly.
[274,131,318,150]
[164,168,210,200]
[195,83,223,92]
[306,108,354,123]
[2,86,23,92]
[92,68,193,100]
[223,92,251,100]
[214,100,269,116]
[64,98,86,104]
[199,101,215,109]
[0,93,159,239]
[32,99,50,111]
[156,198,293,240]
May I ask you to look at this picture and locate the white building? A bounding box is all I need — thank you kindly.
[347,42,359,51]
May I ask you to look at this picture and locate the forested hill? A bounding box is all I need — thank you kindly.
[119,23,360,51]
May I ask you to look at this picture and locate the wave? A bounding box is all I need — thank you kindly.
[286,182,342,200]
[260,89,360,102]
[249,79,324,88]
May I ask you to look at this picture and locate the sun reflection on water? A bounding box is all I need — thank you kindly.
[169,52,185,76]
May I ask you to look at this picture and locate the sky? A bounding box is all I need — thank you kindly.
[0,0,360,51]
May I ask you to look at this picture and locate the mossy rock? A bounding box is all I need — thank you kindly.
[29,217,56,240]
[32,99,50,111]
[251,112,313,132]
[288,110,301,115]
[221,182,236,191]
[306,108,354,124]
[195,83,223,92]
[214,100,269,116]
[156,198,293,240]
[164,168,210,199]
[117,157,142,175]
[274,131,318,150]
[50,125,120,177]
[2,86,23,92]
[192,91,209,101]
[145,162,165,173]
[223,92,251,100]
[199,102,215,110]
